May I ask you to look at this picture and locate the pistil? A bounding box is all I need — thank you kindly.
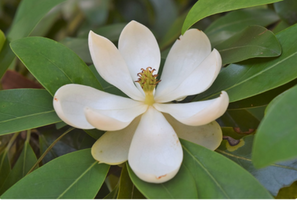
[136,67,160,105]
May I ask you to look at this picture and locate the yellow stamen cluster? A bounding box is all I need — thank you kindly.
[135,67,161,105]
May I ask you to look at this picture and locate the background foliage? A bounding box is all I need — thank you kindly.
[0,0,297,198]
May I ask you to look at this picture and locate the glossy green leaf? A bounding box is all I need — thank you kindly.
[205,8,279,47]
[0,0,65,79]
[194,23,297,103]
[0,151,10,189]
[1,149,109,199]
[218,135,297,196]
[10,37,102,96]
[181,139,272,198]
[7,0,65,40]
[252,84,297,168]
[0,30,5,51]
[127,163,198,199]
[60,38,91,63]
[182,0,281,34]
[117,164,145,199]
[0,140,37,195]
[216,25,281,65]
[0,89,61,136]
[274,0,297,25]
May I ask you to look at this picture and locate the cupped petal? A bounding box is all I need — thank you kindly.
[53,84,147,130]
[164,114,222,150]
[155,49,221,102]
[155,29,211,98]
[119,21,161,83]
[88,31,144,101]
[154,91,229,126]
[91,117,140,165]
[128,106,183,183]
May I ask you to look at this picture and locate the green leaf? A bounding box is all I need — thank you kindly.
[205,8,279,47]
[274,0,297,25]
[1,149,109,199]
[0,0,66,79]
[216,25,281,65]
[194,23,297,103]
[182,0,282,34]
[60,38,91,63]
[276,181,297,199]
[117,164,145,199]
[0,30,5,51]
[0,89,61,136]
[0,151,10,189]
[10,37,102,96]
[127,163,198,199]
[0,140,37,195]
[218,135,297,196]
[181,139,272,198]
[252,84,297,168]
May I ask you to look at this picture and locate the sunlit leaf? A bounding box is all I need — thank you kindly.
[182,0,281,34]
[1,149,109,199]
[10,37,102,96]
[252,84,297,168]
[218,135,297,196]
[0,89,61,136]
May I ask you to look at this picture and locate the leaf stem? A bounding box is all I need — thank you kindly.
[26,127,75,175]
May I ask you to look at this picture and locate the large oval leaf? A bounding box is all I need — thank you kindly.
[0,0,66,79]
[10,37,102,96]
[0,89,61,136]
[216,25,281,65]
[127,163,198,199]
[181,0,282,34]
[252,84,297,168]
[194,23,297,103]
[181,139,272,198]
[205,8,279,47]
[1,149,109,199]
[218,135,297,196]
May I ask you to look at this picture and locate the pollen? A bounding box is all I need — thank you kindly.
[135,67,160,105]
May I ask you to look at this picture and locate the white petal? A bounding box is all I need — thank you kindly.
[164,114,222,150]
[155,49,221,102]
[88,31,144,101]
[128,106,183,183]
[119,21,161,83]
[154,91,229,126]
[91,117,140,165]
[155,29,211,99]
[53,84,146,130]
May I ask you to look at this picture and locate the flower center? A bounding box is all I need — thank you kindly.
[136,67,160,105]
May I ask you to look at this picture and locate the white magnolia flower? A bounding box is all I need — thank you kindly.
[53,21,229,183]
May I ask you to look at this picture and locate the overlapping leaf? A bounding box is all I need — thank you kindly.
[1,149,109,199]
[194,23,297,103]
[252,85,297,168]
[218,135,297,196]
[0,89,61,136]
[182,0,282,34]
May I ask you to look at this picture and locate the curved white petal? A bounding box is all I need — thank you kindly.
[154,91,229,126]
[155,49,221,102]
[91,117,140,165]
[155,29,211,98]
[128,106,183,183]
[88,31,144,101]
[164,114,222,150]
[119,21,161,84]
[53,84,147,130]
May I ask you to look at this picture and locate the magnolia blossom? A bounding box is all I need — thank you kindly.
[53,21,229,183]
